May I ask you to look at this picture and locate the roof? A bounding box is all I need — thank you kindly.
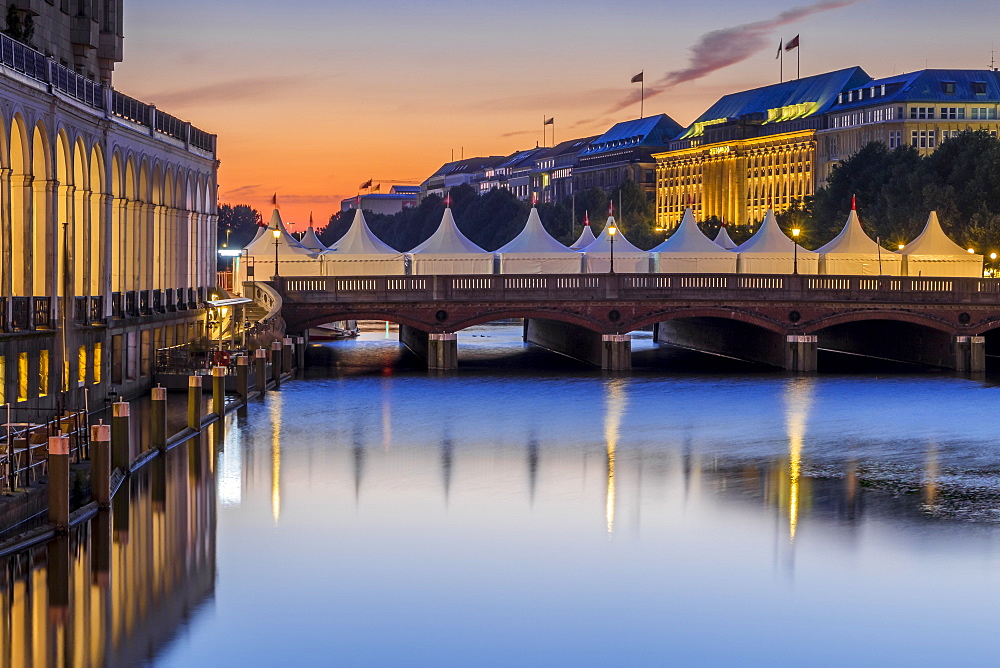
[244,209,314,257]
[714,227,737,250]
[533,136,599,163]
[499,148,544,170]
[299,226,326,252]
[424,156,507,183]
[651,208,730,254]
[580,217,644,254]
[899,211,971,256]
[409,208,487,254]
[329,209,400,255]
[390,185,421,194]
[570,219,597,250]
[579,114,684,157]
[496,208,576,254]
[830,69,1000,112]
[684,67,871,137]
[736,209,816,254]
[817,208,881,254]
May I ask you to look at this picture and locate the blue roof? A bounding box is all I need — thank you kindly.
[580,114,684,157]
[831,69,1000,111]
[391,185,421,193]
[690,66,872,125]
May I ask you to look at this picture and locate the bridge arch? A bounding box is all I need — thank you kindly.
[806,309,958,369]
[625,306,789,336]
[803,310,958,336]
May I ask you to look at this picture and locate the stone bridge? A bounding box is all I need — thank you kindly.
[266,273,1000,372]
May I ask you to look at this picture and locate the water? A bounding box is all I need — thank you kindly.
[4,324,1000,666]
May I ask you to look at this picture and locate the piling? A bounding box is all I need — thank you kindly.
[48,433,70,532]
[296,335,306,370]
[212,366,227,417]
[255,348,268,395]
[151,385,167,451]
[271,340,282,386]
[111,400,131,472]
[91,422,111,508]
[12,437,27,488]
[188,374,203,431]
[236,355,249,399]
[283,336,294,373]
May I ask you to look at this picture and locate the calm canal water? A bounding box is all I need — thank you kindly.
[4,324,1000,666]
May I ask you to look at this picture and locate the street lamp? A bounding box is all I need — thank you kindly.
[791,228,801,275]
[272,228,281,280]
[990,252,998,278]
[608,223,618,274]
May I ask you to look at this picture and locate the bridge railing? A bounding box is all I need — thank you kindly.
[274,273,1000,305]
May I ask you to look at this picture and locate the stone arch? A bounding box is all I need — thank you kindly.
[137,158,152,291]
[803,309,957,335]
[151,161,165,290]
[72,136,89,295]
[807,310,958,369]
[626,306,789,336]
[89,142,105,295]
[31,121,52,295]
[9,113,30,295]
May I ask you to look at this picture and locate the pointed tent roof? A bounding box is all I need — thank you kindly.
[329,209,399,254]
[898,211,969,255]
[570,215,597,250]
[581,217,644,253]
[736,209,816,254]
[409,207,487,253]
[243,209,313,256]
[817,208,881,254]
[651,208,729,253]
[299,225,326,252]
[714,226,737,250]
[496,208,575,254]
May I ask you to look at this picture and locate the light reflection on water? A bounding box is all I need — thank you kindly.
[4,324,1000,666]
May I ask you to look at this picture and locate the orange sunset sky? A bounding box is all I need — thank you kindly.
[117,0,999,231]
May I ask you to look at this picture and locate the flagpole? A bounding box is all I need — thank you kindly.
[641,73,644,119]
[797,45,801,80]
[781,47,784,83]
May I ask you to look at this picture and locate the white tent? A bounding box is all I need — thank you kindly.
[581,216,650,273]
[898,211,983,277]
[651,208,736,273]
[570,212,598,251]
[239,209,323,281]
[323,209,406,276]
[299,225,327,253]
[736,209,818,274]
[407,207,494,275]
[496,207,582,274]
[817,205,901,275]
[714,226,737,250]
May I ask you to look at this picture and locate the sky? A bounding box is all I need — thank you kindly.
[116,0,1000,230]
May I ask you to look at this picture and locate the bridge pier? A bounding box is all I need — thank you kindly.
[399,325,458,370]
[785,335,818,372]
[954,336,986,373]
[524,318,631,370]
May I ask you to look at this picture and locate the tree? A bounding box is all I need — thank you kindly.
[3,7,34,46]
[218,204,262,250]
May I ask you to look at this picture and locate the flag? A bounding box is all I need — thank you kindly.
[257,216,267,228]
[444,193,451,208]
[272,193,278,208]
[359,178,373,190]
[785,34,800,51]
[851,194,856,211]
[373,183,381,193]
[631,71,643,84]
[776,39,783,59]
[609,202,614,216]
[543,117,554,125]
[309,211,314,226]
[583,211,590,226]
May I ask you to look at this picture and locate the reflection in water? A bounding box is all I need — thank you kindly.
[924,442,939,508]
[0,438,215,665]
[604,378,627,534]
[527,433,539,505]
[270,392,283,524]
[353,419,365,503]
[784,377,815,541]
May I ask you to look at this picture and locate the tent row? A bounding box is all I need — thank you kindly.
[235,205,983,281]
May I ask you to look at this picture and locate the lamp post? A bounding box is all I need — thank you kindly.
[272,229,281,280]
[791,228,801,275]
[608,223,617,274]
[991,252,998,278]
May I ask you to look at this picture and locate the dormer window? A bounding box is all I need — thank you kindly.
[941,81,956,95]
[972,81,988,95]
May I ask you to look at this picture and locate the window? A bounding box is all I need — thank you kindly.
[0,355,4,404]
[888,130,902,148]
[972,81,988,95]
[911,130,919,147]
[942,107,959,119]
[941,81,956,95]
[17,353,28,402]
[39,350,49,397]
[910,107,934,119]
[78,345,87,385]
[93,343,102,384]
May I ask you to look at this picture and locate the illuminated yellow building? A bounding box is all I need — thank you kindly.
[654,130,818,228]
[653,67,872,229]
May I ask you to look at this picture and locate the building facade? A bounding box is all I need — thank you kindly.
[1,0,123,84]
[530,136,597,204]
[0,26,218,416]
[653,67,870,230]
[817,69,1000,182]
[574,114,683,198]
